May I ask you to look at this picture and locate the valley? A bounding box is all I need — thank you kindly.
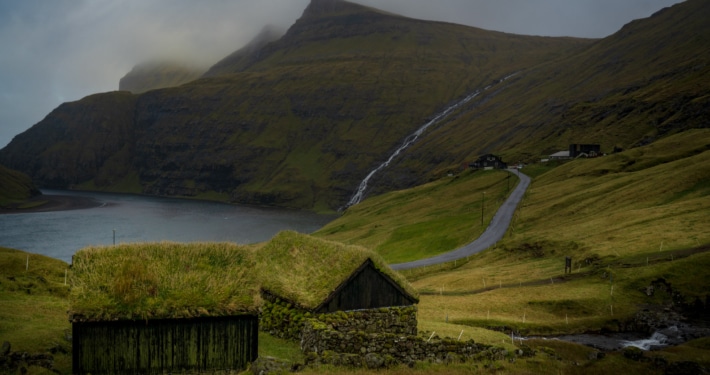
[0,0,708,373]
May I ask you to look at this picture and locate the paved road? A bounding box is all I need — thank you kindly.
[390,169,531,270]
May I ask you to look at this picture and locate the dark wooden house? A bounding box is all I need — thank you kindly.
[70,243,260,375]
[469,154,508,170]
[569,144,601,158]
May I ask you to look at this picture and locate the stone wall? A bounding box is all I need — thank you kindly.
[260,296,312,340]
[260,293,417,340]
[300,319,502,368]
[316,306,417,336]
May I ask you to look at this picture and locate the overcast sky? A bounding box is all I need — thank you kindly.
[0,0,683,149]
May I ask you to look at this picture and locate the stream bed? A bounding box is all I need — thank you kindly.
[540,323,710,351]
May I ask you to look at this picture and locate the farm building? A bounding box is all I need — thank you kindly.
[469,154,508,170]
[546,144,602,162]
[549,150,571,160]
[69,232,420,373]
[69,242,260,375]
[570,143,601,158]
[254,231,419,339]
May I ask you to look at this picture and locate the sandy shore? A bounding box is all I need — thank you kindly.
[0,193,104,214]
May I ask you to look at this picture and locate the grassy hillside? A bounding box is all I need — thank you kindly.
[0,247,72,373]
[374,0,710,195]
[315,169,517,263]
[0,164,40,207]
[318,129,710,337]
[1,128,708,372]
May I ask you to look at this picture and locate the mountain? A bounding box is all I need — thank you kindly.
[0,91,138,189]
[119,61,204,94]
[372,0,710,193]
[1,0,707,211]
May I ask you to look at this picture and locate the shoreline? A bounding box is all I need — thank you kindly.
[0,193,104,214]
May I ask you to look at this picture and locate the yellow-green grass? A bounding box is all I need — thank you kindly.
[482,131,704,251]
[253,231,418,309]
[0,247,72,374]
[258,332,305,364]
[317,130,710,336]
[2,244,708,375]
[315,169,516,263]
[70,242,259,321]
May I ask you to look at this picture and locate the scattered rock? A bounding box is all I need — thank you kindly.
[622,346,644,361]
[250,356,292,375]
[364,353,384,369]
[0,342,58,373]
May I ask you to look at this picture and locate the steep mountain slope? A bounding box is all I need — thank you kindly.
[0,91,138,189]
[0,0,586,211]
[370,0,710,195]
[119,61,204,94]
[0,164,40,207]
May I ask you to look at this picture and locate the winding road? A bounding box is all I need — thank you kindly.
[390,169,531,270]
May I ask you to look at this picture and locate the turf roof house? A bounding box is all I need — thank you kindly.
[69,242,260,375]
[469,154,508,170]
[255,231,420,340]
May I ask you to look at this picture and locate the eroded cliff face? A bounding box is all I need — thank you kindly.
[0,91,138,189]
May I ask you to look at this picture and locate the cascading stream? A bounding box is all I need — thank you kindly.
[345,72,519,208]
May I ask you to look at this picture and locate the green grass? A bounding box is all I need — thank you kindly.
[70,242,259,321]
[258,332,305,363]
[315,169,516,263]
[0,247,72,374]
[317,130,710,338]
[254,230,418,309]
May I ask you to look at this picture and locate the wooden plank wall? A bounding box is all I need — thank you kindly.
[318,264,416,313]
[72,316,258,374]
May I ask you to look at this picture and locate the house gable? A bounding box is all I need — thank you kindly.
[315,259,418,313]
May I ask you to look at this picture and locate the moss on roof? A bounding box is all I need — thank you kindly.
[253,231,419,310]
[69,242,259,322]
[69,231,418,322]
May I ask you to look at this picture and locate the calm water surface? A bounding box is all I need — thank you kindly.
[0,190,335,263]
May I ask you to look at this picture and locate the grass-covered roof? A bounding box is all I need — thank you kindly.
[69,242,259,322]
[69,231,418,321]
[253,231,419,310]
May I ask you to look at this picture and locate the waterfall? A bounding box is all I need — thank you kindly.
[345,72,519,208]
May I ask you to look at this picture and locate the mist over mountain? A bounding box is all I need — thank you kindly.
[119,61,205,94]
[1,0,707,211]
[204,25,286,77]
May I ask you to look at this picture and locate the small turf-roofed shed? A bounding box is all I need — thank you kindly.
[255,231,419,313]
[70,242,259,375]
